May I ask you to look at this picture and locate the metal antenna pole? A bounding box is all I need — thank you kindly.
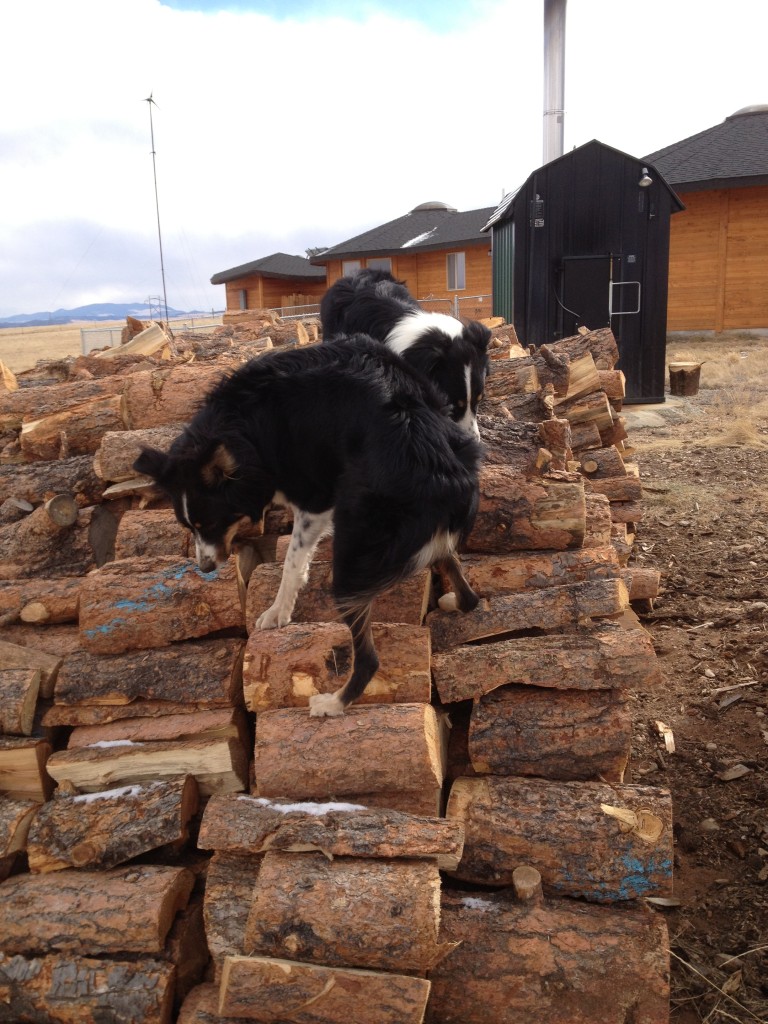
[145,93,169,325]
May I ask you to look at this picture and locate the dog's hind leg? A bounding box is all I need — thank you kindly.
[435,553,480,612]
[255,507,333,630]
[308,599,379,717]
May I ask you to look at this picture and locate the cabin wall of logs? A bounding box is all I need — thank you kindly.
[0,315,672,1023]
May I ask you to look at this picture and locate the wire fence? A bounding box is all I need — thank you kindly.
[80,314,224,355]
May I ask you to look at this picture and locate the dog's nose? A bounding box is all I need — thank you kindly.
[197,556,218,573]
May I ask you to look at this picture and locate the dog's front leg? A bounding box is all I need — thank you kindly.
[255,507,334,630]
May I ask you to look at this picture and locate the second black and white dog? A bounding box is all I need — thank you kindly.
[320,269,491,439]
[134,336,481,717]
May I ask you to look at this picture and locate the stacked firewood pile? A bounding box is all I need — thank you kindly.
[0,314,672,1023]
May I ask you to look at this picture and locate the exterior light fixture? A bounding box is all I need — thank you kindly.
[638,167,653,188]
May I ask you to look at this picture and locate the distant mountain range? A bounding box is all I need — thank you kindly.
[0,302,208,328]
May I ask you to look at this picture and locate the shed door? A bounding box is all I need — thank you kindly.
[558,256,612,335]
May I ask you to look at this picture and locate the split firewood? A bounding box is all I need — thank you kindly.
[219,955,432,1024]
[475,417,570,474]
[0,576,82,627]
[0,952,176,1024]
[445,776,673,902]
[166,895,210,1010]
[585,475,643,503]
[0,796,40,876]
[123,363,225,429]
[622,567,662,601]
[427,577,629,652]
[611,522,635,565]
[431,622,660,703]
[482,356,540,402]
[467,685,632,782]
[608,498,643,524]
[557,389,615,432]
[0,623,81,660]
[426,890,669,1024]
[0,639,61,698]
[599,414,629,448]
[53,637,244,710]
[46,735,249,797]
[0,864,195,955]
[20,394,130,461]
[598,367,626,403]
[493,387,555,423]
[568,418,603,452]
[552,352,601,403]
[456,546,620,599]
[467,465,585,552]
[97,320,173,360]
[0,375,126,431]
[242,621,431,712]
[0,495,91,581]
[254,704,445,801]
[26,775,199,873]
[0,453,105,506]
[0,668,40,735]
[67,708,248,749]
[95,424,186,482]
[114,507,191,560]
[532,345,570,396]
[245,564,431,632]
[78,556,244,655]
[583,492,613,548]
[0,736,53,800]
[203,851,263,980]
[177,983,235,1023]
[341,788,443,817]
[548,327,620,369]
[244,851,454,972]
[199,793,464,870]
[578,444,627,478]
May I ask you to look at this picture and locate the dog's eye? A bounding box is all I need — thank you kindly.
[456,400,467,411]
[477,392,484,402]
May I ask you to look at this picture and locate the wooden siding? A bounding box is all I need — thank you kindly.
[667,186,768,331]
[223,275,326,313]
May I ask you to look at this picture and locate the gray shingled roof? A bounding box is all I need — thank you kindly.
[310,204,496,263]
[210,252,326,285]
[644,106,768,191]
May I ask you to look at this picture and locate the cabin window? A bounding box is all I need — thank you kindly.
[447,252,466,290]
[238,289,248,310]
[342,260,362,275]
[366,257,392,272]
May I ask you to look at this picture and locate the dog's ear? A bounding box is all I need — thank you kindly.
[464,320,492,354]
[134,446,171,482]
[201,444,238,488]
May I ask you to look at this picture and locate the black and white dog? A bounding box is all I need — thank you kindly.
[320,269,491,439]
[134,336,481,717]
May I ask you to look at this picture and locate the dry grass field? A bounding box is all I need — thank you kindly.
[0,321,126,372]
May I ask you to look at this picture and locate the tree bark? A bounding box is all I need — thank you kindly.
[0,576,82,626]
[548,327,619,369]
[445,776,673,902]
[569,418,603,452]
[0,864,194,954]
[67,707,248,748]
[425,891,669,1024]
[482,356,539,402]
[242,621,431,712]
[0,795,40,858]
[467,465,585,552]
[95,423,186,481]
[0,736,53,800]
[114,507,191,560]
[19,393,130,461]
[78,556,244,655]
[586,475,643,503]
[623,567,662,601]
[427,578,629,652]
[552,352,601,403]
[0,952,176,1024]
[244,851,454,972]
[431,622,660,703]
[457,546,620,598]
[467,685,632,782]
[0,453,105,506]
[203,851,263,980]
[255,704,444,801]
[123,364,226,428]
[0,499,96,580]
[26,775,199,872]
[219,955,431,1024]
[583,492,613,548]
[0,375,126,431]
[0,667,40,734]
[557,389,615,432]
[578,444,627,479]
[199,792,463,870]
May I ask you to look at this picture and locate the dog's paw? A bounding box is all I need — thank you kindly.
[438,591,459,612]
[255,604,291,630]
[308,692,345,717]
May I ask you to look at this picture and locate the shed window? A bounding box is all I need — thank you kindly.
[447,252,466,290]
[342,260,362,275]
[238,289,248,310]
[366,257,392,272]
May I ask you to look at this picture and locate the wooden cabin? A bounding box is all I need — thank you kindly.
[210,252,327,314]
[485,140,683,403]
[645,105,768,332]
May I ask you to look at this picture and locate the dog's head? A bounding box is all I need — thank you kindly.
[386,313,491,438]
[134,441,248,573]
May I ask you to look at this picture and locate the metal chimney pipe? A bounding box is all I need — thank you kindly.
[543,0,566,164]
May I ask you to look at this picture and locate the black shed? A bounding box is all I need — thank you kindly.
[486,139,684,402]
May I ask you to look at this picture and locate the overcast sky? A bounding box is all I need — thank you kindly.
[1,0,765,318]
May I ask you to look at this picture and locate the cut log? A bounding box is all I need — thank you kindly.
[474,418,560,474]
[426,890,669,1024]
[95,424,186,482]
[611,522,635,565]
[96,320,173,359]
[166,894,210,1010]
[495,388,555,422]
[199,793,464,870]
[578,444,627,478]
[114,507,191,559]
[43,699,250,728]
[427,577,629,652]
[482,356,539,401]
[220,955,432,1024]
[245,563,431,631]
[597,367,626,402]
[586,475,643,503]
[123,364,225,428]
[466,465,585,552]
[457,546,620,598]
[0,375,125,431]
[0,736,53,800]
[0,577,81,627]
[244,851,453,971]
[242,621,431,711]
[46,736,249,797]
[532,346,569,396]
[67,708,248,749]
[203,851,263,979]
[445,776,673,902]
[0,952,176,1024]
[53,637,244,709]
[0,864,194,954]
[255,704,444,800]
[338,788,443,817]
[609,498,643,524]
[26,775,199,873]
[20,393,130,461]
[599,414,629,448]
[557,389,615,432]
[0,640,64,698]
[549,327,620,369]
[0,667,40,734]
[552,351,601,403]
[78,556,244,655]
[0,498,95,580]
[623,566,662,601]
[467,685,632,782]
[668,361,702,396]
[0,796,40,861]
[431,622,661,703]
[178,984,240,1024]
[568,418,603,452]
[582,492,613,548]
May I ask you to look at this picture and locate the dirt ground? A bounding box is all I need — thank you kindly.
[626,335,768,1024]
